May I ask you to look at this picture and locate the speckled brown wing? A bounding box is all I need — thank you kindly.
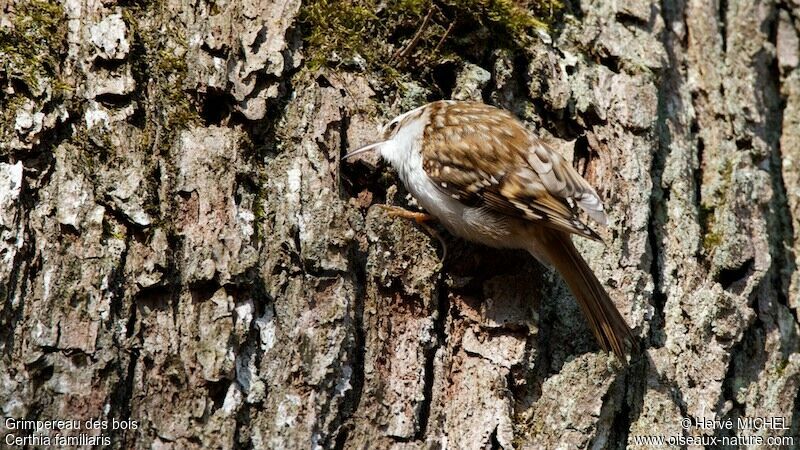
[420,101,607,240]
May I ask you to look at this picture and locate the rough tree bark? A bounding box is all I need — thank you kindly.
[1,0,799,449]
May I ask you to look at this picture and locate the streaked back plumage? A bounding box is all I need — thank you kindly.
[418,101,607,240]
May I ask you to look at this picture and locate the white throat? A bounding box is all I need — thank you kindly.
[378,108,427,175]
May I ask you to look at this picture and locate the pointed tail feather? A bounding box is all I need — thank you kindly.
[533,229,635,361]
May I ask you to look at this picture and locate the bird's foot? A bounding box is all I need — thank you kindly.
[378,205,447,261]
[378,205,433,224]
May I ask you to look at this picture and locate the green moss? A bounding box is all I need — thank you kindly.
[146,33,199,130]
[0,0,66,91]
[0,1,67,143]
[0,94,26,138]
[102,216,127,241]
[122,4,200,147]
[480,0,553,32]
[699,158,736,253]
[72,123,113,176]
[773,358,789,377]
[703,230,723,252]
[699,203,722,252]
[721,158,734,185]
[299,0,562,81]
[252,183,268,241]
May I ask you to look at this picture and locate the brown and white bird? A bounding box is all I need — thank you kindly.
[345,100,635,360]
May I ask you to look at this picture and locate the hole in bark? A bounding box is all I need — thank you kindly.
[340,165,386,210]
[207,379,230,413]
[334,426,352,450]
[125,302,137,338]
[92,58,127,72]
[597,54,620,74]
[695,137,705,226]
[235,175,257,200]
[165,356,186,387]
[189,284,218,302]
[128,101,147,129]
[71,352,89,368]
[719,0,728,53]
[69,294,84,307]
[735,137,752,151]
[30,361,54,390]
[431,60,457,99]
[200,88,229,125]
[488,427,501,450]
[10,78,34,99]
[573,135,592,176]
[129,227,147,245]
[251,26,270,54]
[716,258,754,290]
[316,74,333,88]
[578,102,605,127]
[135,290,172,312]
[606,374,633,445]
[646,205,668,348]
[96,92,132,107]
[200,42,228,59]
[690,119,699,135]
[59,223,80,237]
[615,12,648,29]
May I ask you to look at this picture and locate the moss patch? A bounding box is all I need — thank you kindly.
[699,158,736,253]
[699,203,722,252]
[122,5,200,147]
[0,0,67,93]
[0,1,68,142]
[300,0,563,82]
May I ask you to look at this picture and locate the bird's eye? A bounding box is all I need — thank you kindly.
[387,121,399,133]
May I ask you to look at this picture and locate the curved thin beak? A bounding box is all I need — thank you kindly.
[343,141,384,160]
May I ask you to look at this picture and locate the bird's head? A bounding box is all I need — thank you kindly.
[343,104,430,170]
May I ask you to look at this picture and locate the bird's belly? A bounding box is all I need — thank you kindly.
[402,169,530,249]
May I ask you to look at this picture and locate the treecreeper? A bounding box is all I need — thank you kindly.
[345,100,636,361]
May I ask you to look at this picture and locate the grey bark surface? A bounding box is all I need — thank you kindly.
[1,0,799,449]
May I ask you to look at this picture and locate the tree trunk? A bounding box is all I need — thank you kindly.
[1,0,799,449]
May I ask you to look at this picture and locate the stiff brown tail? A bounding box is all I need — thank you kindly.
[536,229,635,361]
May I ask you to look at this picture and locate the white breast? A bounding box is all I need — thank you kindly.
[395,145,527,249]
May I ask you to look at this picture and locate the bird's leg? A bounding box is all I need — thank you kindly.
[378,205,447,261]
[378,204,433,224]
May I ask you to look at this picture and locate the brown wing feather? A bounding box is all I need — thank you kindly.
[420,101,606,240]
